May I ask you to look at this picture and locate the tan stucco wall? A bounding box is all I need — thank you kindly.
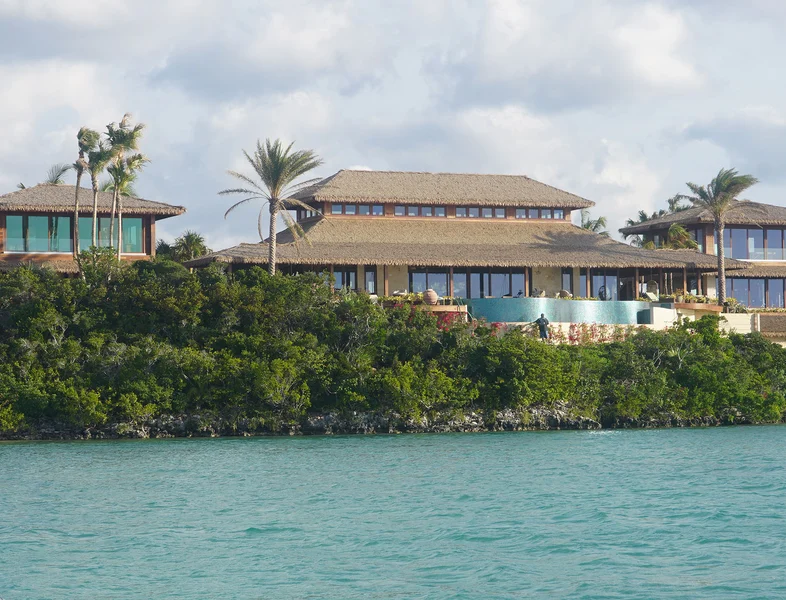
[387,265,409,293]
[531,267,562,297]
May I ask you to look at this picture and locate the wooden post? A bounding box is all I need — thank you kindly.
[634,267,640,299]
[682,267,687,295]
[659,268,664,294]
[149,216,156,257]
[697,271,703,295]
[524,267,530,297]
[383,265,389,296]
[448,266,454,297]
[586,268,591,298]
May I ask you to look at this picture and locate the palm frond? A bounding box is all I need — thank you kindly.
[44,163,72,185]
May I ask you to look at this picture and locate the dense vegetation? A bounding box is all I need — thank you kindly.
[1,255,785,436]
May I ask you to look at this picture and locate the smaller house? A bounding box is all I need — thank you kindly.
[0,185,185,273]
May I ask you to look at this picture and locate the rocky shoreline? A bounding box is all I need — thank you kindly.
[0,403,760,441]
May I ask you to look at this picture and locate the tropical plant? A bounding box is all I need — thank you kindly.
[105,114,147,258]
[86,143,113,247]
[100,178,138,199]
[667,195,689,213]
[622,209,667,246]
[173,230,210,262]
[677,168,759,305]
[580,209,610,237]
[44,163,73,185]
[660,223,698,250]
[219,139,323,275]
[72,128,100,257]
[156,240,173,259]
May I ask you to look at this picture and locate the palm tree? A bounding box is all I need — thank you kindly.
[678,168,759,305]
[100,178,138,198]
[219,139,323,275]
[107,153,148,257]
[622,209,667,246]
[87,143,113,247]
[661,223,699,250]
[580,209,610,237]
[173,230,210,262]
[73,127,100,255]
[156,240,174,259]
[105,114,146,255]
[44,163,73,185]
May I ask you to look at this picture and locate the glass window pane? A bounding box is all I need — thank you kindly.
[495,208,505,219]
[528,209,539,218]
[51,216,72,252]
[731,228,747,259]
[749,279,765,308]
[730,278,747,305]
[395,205,405,216]
[767,230,783,260]
[542,209,553,219]
[553,209,564,219]
[334,271,343,289]
[512,272,525,297]
[98,217,118,248]
[122,217,143,253]
[562,268,572,293]
[364,268,376,294]
[347,270,356,290]
[331,204,343,215]
[6,216,24,251]
[428,272,448,296]
[748,229,764,260]
[407,206,418,217]
[723,229,732,258]
[344,204,356,215]
[456,207,467,218]
[435,207,445,217]
[482,208,493,218]
[470,272,483,298]
[490,272,509,297]
[606,272,618,301]
[580,270,587,298]
[358,205,370,215]
[516,208,527,219]
[769,279,784,308]
[453,272,467,298]
[469,207,479,218]
[372,205,384,216]
[78,217,94,251]
[410,271,427,293]
[421,206,433,217]
[592,272,606,299]
[26,216,50,252]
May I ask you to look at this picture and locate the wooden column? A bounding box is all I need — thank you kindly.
[524,267,530,297]
[149,216,156,257]
[586,268,591,298]
[659,268,664,294]
[0,213,6,253]
[682,267,687,294]
[448,266,454,297]
[697,271,703,295]
[634,268,640,298]
[383,265,389,296]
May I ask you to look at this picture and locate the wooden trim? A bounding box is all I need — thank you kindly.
[383,265,389,295]
[524,267,530,297]
[0,213,5,253]
[448,266,454,297]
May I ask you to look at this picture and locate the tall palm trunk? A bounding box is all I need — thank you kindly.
[117,196,123,259]
[716,221,726,305]
[91,175,100,247]
[109,187,118,250]
[268,202,279,275]
[73,171,82,256]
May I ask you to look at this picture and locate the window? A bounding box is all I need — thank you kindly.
[364,266,377,294]
[469,207,480,218]
[541,209,553,219]
[516,208,527,219]
[749,279,765,308]
[591,269,618,300]
[372,205,384,216]
[409,269,449,296]
[331,204,343,215]
[528,209,539,219]
[344,204,357,215]
[456,207,467,218]
[334,269,356,290]
[395,205,405,216]
[553,209,564,219]
[453,271,467,298]
[689,228,705,253]
[78,216,124,251]
[435,207,446,217]
[495,208,505,219]
[561,267,573,294]
[482,208,493,218]
[358,205,370,216]
[407,206,419,217]
[511,272,526,297]
[467,269,525,298]
[579,269,588,298]
[748,229,764,260]
[5,215,73,253]
[421,206,433,217]
[122,218,144,253]
[767,230,783,260]
[770,279,785,308]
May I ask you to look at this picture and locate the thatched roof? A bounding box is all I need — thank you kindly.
[726,263,786,278]
[0,185,185,218]
[292,170,595,209]
[0,258,79,273]
[185,218,746,271]
[619,201,786,235]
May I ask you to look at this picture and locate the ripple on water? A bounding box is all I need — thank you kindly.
[2,427,786,599]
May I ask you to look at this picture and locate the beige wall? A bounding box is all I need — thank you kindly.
[387,265,409,294]
[531,266,562,297]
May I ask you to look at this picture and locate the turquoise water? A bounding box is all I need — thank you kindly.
[2,428,786,599]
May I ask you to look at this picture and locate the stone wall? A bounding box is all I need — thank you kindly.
[531,266,562,296]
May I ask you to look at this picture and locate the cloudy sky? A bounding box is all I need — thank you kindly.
[1,0,784,248]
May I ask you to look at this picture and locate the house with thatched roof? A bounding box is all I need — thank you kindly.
[188,169,739,303]
[0,184,185,273]
[620,200,786,308]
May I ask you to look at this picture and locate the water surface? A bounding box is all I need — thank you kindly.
[2,427,785,599]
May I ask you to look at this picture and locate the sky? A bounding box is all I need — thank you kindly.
[1,0,785,249]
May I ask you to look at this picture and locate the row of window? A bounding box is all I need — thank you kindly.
[5,215,144,254]
[671,227,786,261]
[722,278,785,308]
[325,204,567,220]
